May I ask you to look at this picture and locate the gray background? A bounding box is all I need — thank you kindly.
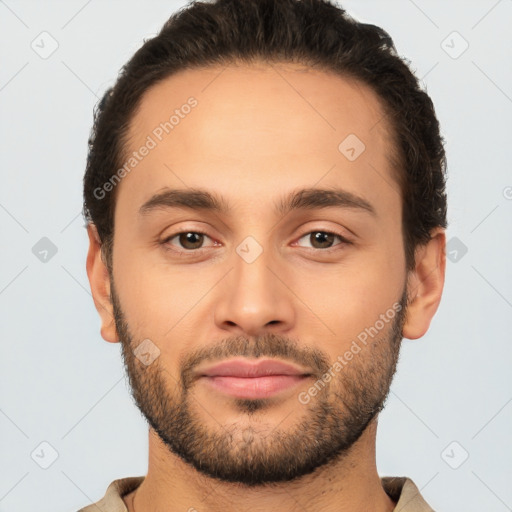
[1,1,511,510]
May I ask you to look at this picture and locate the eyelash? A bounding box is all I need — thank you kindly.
[160,229,351,255]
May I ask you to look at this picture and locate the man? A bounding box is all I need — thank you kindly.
[80,0,447,510]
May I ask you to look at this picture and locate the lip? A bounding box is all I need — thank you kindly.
[199,358,311,378]
[197,358,312,400]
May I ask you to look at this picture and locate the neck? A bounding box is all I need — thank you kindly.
[124,418,396,512]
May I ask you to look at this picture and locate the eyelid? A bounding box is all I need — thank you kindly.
[160,226,352,254]
[293,228,352,250]
[160,229,217,251]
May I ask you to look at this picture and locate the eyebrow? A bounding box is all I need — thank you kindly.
[139,186,377,218]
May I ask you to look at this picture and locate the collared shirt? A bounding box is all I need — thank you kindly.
[77,475,435,511]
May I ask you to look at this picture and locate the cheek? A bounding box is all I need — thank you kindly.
[112,243,219,373]
[288,244,405,350]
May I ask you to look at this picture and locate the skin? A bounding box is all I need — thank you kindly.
[86,61,446,512]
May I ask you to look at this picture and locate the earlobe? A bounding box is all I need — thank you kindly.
[402,228,446,340]
[85,223,119,343]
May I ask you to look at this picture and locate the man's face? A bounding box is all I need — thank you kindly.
[107,62,410,485]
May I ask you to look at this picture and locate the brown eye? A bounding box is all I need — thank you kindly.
[296,230,349,250]
[163,231,213,251]
[311,232,335,249]
[178,232,205,250]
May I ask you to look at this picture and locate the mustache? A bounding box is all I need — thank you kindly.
[179,333,331,389]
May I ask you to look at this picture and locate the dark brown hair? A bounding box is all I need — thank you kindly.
[83,0,447,271]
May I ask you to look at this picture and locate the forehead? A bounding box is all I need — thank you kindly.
[118,61,399,218]
[128,61,391,152]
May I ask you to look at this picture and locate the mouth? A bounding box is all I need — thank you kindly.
[197,358,313,399]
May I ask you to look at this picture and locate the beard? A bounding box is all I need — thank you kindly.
[111,277,408,487]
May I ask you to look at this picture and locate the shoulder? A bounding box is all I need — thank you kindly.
[381,476,436,511]
[76,476,145,512]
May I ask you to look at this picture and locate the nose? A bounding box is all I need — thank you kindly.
[213,241,295,337]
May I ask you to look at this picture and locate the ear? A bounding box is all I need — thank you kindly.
[402,227,446,340]
[85,223,119,343]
